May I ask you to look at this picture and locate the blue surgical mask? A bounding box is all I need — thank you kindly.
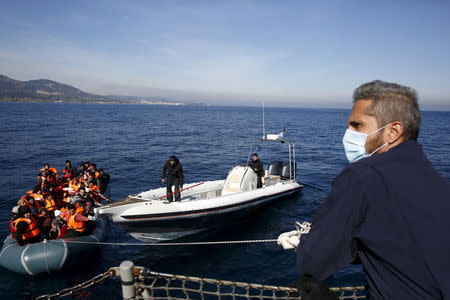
[342,124,391,163]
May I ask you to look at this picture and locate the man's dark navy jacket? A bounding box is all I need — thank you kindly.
[297,141,450,299]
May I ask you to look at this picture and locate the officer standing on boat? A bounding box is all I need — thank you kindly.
[278,80,450,299]
[162,156,184,202]
[249,153,264,188]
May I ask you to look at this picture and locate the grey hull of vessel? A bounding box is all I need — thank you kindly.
[0,219,105,275]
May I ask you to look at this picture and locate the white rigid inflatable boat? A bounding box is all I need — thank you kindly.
[95,134,303,242]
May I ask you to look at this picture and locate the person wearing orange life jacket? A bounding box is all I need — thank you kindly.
[67,204,91,236]
[44,194,58,212]
[37,170,53,191]
[68,177,81,192]
[67,204,86,233]
[41,170,56,187]
[74,201,84,214]
[67,204,96,236]
[40,163,58,177]
[87,183,100,202]
[13,206,41,246]
[59,206,71,224]
[73,188,94,213]
[62,160,78,182]
[30,188,44,201]
[20,195,39,216]
[86,182,110,203]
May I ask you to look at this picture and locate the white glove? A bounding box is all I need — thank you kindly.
[277,230,300,250]
[88,215,97,221]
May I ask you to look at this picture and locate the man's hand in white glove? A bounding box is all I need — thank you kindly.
[277,230,300,250]
[88,215,97,221]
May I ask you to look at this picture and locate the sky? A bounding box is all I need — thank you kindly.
[1,0,450,109]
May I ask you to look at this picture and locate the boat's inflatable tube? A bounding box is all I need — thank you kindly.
[0,219,105,275]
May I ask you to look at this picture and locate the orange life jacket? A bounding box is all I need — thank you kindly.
[68,183,80,192]
[13,218,41,241]
[44,198,57,211]
[88,186,101,202]
[68,213,86,233]
[48,167,58,175]
[59,209,70,223]
[75,206,84,214]
[90,185,100,193]
[32,193,44,202]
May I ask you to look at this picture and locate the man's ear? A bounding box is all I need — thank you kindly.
[387,121,404,144]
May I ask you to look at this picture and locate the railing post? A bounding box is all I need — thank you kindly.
[120,260,136,300]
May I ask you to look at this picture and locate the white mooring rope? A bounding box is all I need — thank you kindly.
[61,221,312,247]
[63,238,278,246]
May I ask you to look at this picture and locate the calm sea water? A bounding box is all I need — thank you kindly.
[0,103,448,299]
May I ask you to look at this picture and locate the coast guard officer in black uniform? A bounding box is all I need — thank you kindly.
[278,80,450,299]
[249,153,264,188]
[162,155,184,202]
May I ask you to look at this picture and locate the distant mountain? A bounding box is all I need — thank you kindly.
[0,74,187,105]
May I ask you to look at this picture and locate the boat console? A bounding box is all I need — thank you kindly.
[222,166,258,195]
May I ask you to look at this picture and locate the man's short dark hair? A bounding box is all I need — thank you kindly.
[353,80,421,141]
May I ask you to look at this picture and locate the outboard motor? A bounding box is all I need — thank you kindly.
[281,162,296,179]
[268,161,283,176]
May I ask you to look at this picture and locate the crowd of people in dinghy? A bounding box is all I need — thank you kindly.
[9,160,110,246]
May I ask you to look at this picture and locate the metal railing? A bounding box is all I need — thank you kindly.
[36,261,366,300]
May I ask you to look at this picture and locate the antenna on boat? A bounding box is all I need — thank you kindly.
[262,102,266,139]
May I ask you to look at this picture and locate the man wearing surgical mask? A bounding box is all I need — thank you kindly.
[277,80,450,299]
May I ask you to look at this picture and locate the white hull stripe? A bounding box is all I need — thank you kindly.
[0,243,15,258]
[57,239,68,271]
[21,244,33,275]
